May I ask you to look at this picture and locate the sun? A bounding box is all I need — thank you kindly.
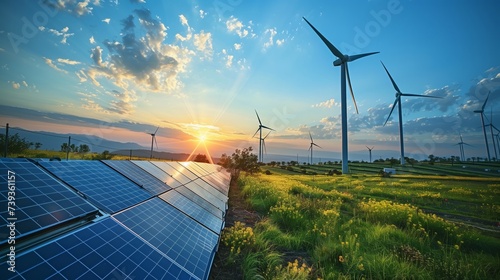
[198,134,207,143]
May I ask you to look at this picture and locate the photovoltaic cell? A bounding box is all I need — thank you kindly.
[165,162,199,181]
[102,160,172,195]
[184,181,226,211]
[176,186,224,219]
[131,160,183,188]
[159,190,223,234]
[0,159,98,244]
[150,161,192,185]
[0,217,198,280]
[40,161,151,213]
[192,178,227,203]
[113,198,219,280]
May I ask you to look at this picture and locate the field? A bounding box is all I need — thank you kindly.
[212,164,500,280]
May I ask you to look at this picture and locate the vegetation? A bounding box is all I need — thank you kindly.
[217,171,500,279]
[0,133,36,155]
[218,147,259,180]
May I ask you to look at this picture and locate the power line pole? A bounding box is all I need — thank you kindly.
[4,123,9,157]
[66,136,71,161]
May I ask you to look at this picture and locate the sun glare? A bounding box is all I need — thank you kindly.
[198,134,207,143]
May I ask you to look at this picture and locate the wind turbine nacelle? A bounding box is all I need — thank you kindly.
[333,56,347,66]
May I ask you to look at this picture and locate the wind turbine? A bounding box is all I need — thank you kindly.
[149,126,159,159]
[252,110,274,163]
[455,134,472,162]
[473,92,491,161]
[366,146,374,163]
[484,108,498,160]
[303,17,379,174]
[381,61,442,165]
[261,131,271,161]
[308,132,321,164]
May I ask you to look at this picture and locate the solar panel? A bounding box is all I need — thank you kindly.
[0,217,198,279]
[184,181,226,211]
[165,161,199,181]
[176,186,224,219]
[0,159,98,244]
[40,161,151,213]
[192,178,227,203]
[131,160,183,188]
[159,190,223,234]
[113,198,219,280]
[150,161,192,185]
[102,160,172,195]
[180,162,210,177]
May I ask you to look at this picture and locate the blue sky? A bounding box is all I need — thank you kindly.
[1,0,499,161]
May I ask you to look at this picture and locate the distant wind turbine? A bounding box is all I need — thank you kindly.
[484,108,498,160]
[252,110,274,163]
[308,132,321,164]
[455,134,472,162]
[366,146,374,163]
[261,131,271,160]
[381,61,442,165]
[149,126,159,159]
[473,92,491,161]
[303,17,379,174]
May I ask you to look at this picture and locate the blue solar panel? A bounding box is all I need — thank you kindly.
[150,161,192,185]
[184,181,226,211]
[165,161,199,181]
[102,160,172,195]
[0,217,198,280]
[40,161,151,213]
[131,160,183,188]
[192,178,228,203]
[113,198,219,280]
[0,159,98,244]
[176,186,224,219]
[160,190,223,234]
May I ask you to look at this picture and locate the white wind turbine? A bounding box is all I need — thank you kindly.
[381,61,442,165]
[455,134,472,162]
[149,126,159,159]
[303,17,379,174]
[252,110,274,163]
[366,146,374,163]
[484,108,498,160]
[308,132,321,165]
[473,92,491,161]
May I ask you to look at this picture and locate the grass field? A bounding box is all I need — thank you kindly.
[217,166,500,279]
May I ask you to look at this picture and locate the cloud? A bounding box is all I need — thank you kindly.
[405,85,460,113]
[86,9,195,114]
[43,57,68,73]
[47,26,74,44]
[76,70,88,82]
[263,28,284,49]
[234,43,241,50]
[22,81,28,87]
[43,0,94,16]
[0,48,5,52]
[225,54,233,68]
[57,58,81,65]
[193,31,213,55]
[199,9,207,19]
[312,98,338,108]
[226,16,251,38]
[11,82,20,89]
[179,14,189,26]
[89,36,96,44]
[102,18,110,24]
[130,0,146,3]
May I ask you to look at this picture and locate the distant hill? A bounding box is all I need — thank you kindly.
[112,149,192,161]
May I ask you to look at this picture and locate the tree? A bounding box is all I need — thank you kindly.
[34,142,42,150]
[78,144,90,158]
[428,154,436,165]
[193,154,210,163]
[70,144,78,153]
[0,133,33,155]
[218,147,259,180]
[60,143,69,152]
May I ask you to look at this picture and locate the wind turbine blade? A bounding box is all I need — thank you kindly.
[302,17,343,59]
[371,146,374,150]
[252,128,260,138]
[154,126,159,134]
[313,143,322,149]
[384,99,399,126]
[345,62,359,114]
[380,61,402,93]
[261,125,275,131]
[349,52,379,62]
[309,132,313,142]
[481,91,490,111]
[401,93,441,98]
[463,143,473,147]
[154,136,158,149]
[255,110,262,125]
[263,140,267,154]
[263,130,272,139]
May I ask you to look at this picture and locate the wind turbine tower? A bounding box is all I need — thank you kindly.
[149,127,159,159]
[366,146,374,163]
[381,61,441,165]
[473,92,491,161]
[252,110,274,163]
[455,134,471,162]
[303,17,379,174]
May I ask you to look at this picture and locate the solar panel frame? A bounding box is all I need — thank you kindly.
[192,178,228,203]
[0,217,199,279]
[175,186,224,219]
[183,181,226,211]
[159,190,223,234]
[102,160,172,195]
[130,160,183,188]
[0,159,98,244]
[113,198,219,280]
[39,161,151,214]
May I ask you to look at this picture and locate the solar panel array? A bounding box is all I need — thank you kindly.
[0,158,230,280]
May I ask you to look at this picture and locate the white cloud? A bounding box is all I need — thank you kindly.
[43,57,68,73]
[76,70,88,82]
[11,82,20,89]
[57,58,81,65]
[276,39,285,46]
[47,26,74,44]
[179,14,189,26]
[193,31,213,55]
[225,55,233,68]
[199,9,207,19]
[234,43,241,50]
[263,28,277,49]
[226,16,250,38]
[102,18,110,24]
[89,36,96,44]
[22,81,28,87]
[312,98,338,108]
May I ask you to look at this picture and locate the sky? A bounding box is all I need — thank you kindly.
[1,0,500,162]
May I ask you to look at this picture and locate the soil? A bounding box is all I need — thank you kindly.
[209,178,261,280]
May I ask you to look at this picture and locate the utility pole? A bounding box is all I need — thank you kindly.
[4,123,9,157]
[66,136,71,161]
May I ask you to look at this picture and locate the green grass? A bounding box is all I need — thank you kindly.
[220,171,500,279]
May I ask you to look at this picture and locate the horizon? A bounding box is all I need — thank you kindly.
[1,1,500,162]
